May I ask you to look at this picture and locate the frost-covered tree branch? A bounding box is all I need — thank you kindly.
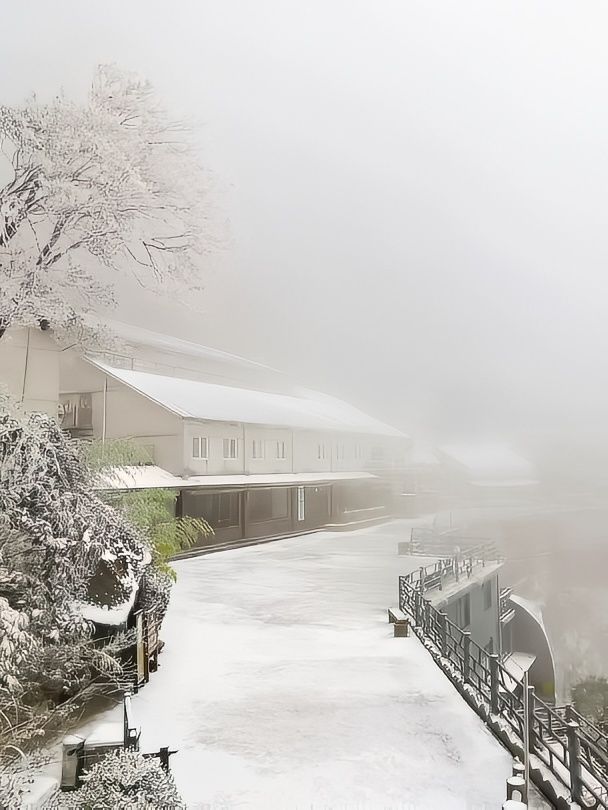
[0,64,219,341]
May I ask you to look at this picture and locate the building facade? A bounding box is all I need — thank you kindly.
[55,321,409,550]
[0,326,60,417]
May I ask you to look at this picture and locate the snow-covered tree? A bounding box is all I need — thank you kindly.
[0,64,217,341]
[0,397,169,755]
[572,676,608,732]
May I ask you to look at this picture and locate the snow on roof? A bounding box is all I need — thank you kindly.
[84,722,126,748]
[98,466,378,491]
[94,317,278,373]
[89,360,406,437]
[98,465,185,490]
[438,443,536,482]
[510,593,546,629]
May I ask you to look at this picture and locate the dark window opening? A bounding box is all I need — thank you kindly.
[184,490,240,529]
[248,488,289,523]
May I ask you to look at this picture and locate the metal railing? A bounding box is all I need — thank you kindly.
[399,576,608,808]
[403,542,501,595]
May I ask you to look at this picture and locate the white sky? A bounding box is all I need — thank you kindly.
[3,1,608,448]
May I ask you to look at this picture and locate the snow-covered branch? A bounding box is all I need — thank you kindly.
[0,63,220,342]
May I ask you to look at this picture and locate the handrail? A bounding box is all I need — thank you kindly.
[401,541,501,597]
[398,574,608,808]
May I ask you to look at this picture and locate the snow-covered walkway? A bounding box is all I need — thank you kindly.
[118,521,520,808]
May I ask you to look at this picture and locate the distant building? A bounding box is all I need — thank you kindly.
[399,441,539,516]
[436,443,538,495]
[400,534,555,701]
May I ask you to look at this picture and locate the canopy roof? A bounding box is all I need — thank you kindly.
[98,465,378,491]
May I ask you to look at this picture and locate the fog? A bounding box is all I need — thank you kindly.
[5,1,608,457]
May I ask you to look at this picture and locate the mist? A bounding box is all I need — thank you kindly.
[4,0,608,459]
[4,4,608,803]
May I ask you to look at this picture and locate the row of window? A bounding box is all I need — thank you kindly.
[191,436,388,462]
[192,437,286,461]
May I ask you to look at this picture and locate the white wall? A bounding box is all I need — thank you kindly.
[443,573,501,654]
[60,356,183,473]
[183,420,244,476]
[0,327,59,417]
[243,425,293,474]
[59,352,409,479]
[292,431,333,473]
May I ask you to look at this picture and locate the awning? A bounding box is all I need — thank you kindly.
[98,465,185,490]
[98,466,378,491]
[502,651,536,693]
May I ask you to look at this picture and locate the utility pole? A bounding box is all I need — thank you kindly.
[523,669,530,801]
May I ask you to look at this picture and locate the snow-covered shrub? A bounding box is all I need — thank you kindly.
[48,749,185,809]
[0,398,170,754]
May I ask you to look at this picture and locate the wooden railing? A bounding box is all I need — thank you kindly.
[398,576,608,808]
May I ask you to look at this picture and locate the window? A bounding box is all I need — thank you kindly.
[460,594,471,628]
[223,438,238,459]
[192,436,208,460]
[275,440,287,460]
[483,580,492,611]
[185,491,240,529]
[297,486,305,521]
[336,443,345,460]
[317,443,326,460]
[354,444,364,459]
[252,439,265,459]
[371,446,385,461]
[249,488,289,523]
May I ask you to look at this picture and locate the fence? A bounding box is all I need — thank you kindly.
[399,575,608,808]
[405,527,497,559]
[404,543,501,594]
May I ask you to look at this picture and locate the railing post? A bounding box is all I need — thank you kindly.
[424,599,431,634]
[566,720,583,804]
[526,685,536,750]
[463,630,471,683]
[490,654,500,715]
[439,611,447,658]
[415,590,422,626]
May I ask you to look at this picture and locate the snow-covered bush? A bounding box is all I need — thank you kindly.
[0,398,170,754]
[48,749,185,809]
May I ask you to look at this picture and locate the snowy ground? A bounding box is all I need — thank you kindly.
[87,520,544,809]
